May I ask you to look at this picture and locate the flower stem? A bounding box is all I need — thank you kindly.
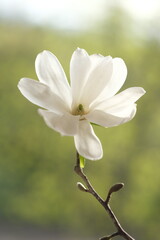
[74,152,135,240]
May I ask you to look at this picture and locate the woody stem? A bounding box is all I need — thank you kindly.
[74,152,135,240]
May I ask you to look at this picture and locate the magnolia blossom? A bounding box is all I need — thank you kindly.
[18,48,145,160]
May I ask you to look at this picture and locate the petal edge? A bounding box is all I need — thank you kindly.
[74,120,103,160]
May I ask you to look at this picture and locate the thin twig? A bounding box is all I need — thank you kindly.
[74,152,135,240]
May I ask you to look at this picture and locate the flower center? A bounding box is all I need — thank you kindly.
[73,104,86,116]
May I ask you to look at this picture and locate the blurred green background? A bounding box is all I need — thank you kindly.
[0,0,160,239]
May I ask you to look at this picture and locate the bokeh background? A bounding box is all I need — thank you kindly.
[0,0,160,239]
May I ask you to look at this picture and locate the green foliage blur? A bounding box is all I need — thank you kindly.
[0,6,160,240]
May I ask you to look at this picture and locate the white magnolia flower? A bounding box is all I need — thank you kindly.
[18,48,145,160]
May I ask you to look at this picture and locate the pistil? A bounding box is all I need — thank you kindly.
[74,104,85,116]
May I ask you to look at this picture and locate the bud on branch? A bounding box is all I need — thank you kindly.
[105,183,124,204]
[77,182,88,192]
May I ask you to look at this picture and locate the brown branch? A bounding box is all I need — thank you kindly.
[74,152,135,240]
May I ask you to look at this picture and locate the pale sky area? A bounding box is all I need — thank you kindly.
[0,0,159,30]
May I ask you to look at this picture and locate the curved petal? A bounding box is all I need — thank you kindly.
[18,78,68,113]
[80,57,113,107]
[70,48,91,106]
[35,50,71,105]
[93,87,146,112]
[106,57,127,97]
[38,109,79,136]
[74,120,103,160]
[92,58,127,104]
[90,54,110,67]
[86,105,137,127]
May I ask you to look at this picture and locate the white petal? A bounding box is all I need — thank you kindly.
[70,48,91,106]
[106,58,127,97]
[38,109,79,136]
[74,120,103,160]
[93,87,146,113]
[35,50,71,105]
[90,54,108,67]
[87,87,145,127]
[80,57,113,107]
[106,104,137,118]
[86,105,137,127]
[92,58,127,103]
[18,78,68,113]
